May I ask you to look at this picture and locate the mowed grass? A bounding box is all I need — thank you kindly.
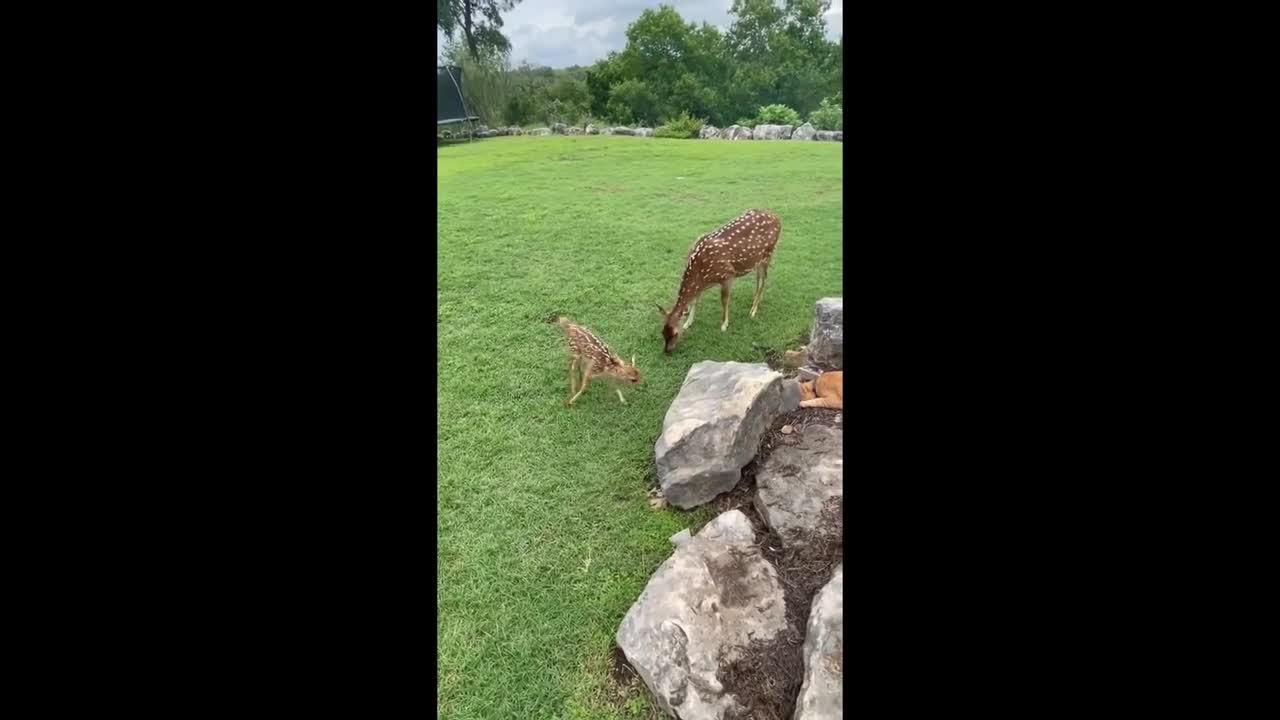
[437,136,842,719]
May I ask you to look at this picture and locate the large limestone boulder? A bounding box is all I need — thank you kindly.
[506,127,523,136]
[585,123,599,135]
[700,125,721,139]
[808,298,843,369]
[656,362,799,509]
[754,424,842,549]
[617,510,787,720]
[635,127,654,137]
[725,125,753,140]
[551,122,568,134]
[529,127,551,136]
[792,122,818,140]
[612,126,636,136]
[814,130,840,141]
[753,124,793,140]
[567,126,583,135]
[794,565,843,720]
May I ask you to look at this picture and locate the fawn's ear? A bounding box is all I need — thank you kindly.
[656,305,668,317]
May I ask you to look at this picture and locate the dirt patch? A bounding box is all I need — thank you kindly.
[709,406,843,720]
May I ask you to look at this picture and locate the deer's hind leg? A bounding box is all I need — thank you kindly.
[564,355,581,406]
[568,367,594,406]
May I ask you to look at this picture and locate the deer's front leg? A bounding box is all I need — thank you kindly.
[720,280,732,331]
[615,388,627,405]
[568,368,593,406]
[682,299,696,330]
[751,263,769,318]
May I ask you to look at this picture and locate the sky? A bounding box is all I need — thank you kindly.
[437,0,843,69]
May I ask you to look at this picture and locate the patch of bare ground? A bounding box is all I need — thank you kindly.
[711,406,843,720]
[614,406,841,719]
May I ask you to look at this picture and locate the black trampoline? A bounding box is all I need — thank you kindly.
[438,65,479,136]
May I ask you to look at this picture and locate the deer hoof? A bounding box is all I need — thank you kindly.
[720,322,728,332]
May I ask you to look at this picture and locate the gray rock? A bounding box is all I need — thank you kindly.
[567,126,583,135]
[814,130,839,142]
[669,529,692,548]
[551,122,568,134]
[600,127,614,135]
[656,362,799,509]
[617,510,787,720]
[834,131,843,142]
[725,125,753,140]
[529,127,551,136]
[699,125,721,139]
[808,298,843,369]
[754,424,842,548]
[796,366,823,383]
[507,127,523,136]
[782,378,802,409]
[612,127,635,136]
[753,124,794,140]
[635,127,654,137]
[794,565,843,720]
[585,123,599,135]
[793,122,817,140]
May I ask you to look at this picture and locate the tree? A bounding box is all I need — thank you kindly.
[438,0,521,62]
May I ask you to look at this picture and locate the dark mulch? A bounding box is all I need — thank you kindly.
[611,405,842,719]
[710,405,844,720]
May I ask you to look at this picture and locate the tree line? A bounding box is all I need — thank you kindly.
[439,0,842,132]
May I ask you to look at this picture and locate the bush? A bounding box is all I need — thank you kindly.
[808,96,843,131]
[654,111,705,139]
[754,103,802,126]
[734,117,757,128]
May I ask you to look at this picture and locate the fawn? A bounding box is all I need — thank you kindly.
[558,317,641,406]
[799,371,843,410]
[657,209,781,353]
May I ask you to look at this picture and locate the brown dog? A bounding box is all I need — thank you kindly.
[799,371,842,410]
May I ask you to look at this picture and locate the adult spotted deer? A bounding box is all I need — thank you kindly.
[558,317,641,406]
[657,209,782,353]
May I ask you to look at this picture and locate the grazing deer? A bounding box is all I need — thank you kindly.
[657,209,781,353]
[558,317,641,406]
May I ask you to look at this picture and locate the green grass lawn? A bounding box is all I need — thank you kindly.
[437,136,842,719]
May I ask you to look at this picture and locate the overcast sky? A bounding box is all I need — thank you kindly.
[437,0,843,68]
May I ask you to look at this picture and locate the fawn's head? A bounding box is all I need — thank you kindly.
[657,306,682,353]
[614,355,642,383]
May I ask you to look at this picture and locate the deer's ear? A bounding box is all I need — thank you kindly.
[656,305,668,317]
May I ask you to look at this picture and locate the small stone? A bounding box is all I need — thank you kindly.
[781,425,794,434]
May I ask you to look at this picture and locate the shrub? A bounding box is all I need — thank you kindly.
[754,103,802,126]
[808,96,843,131]
[734,117,757,128]
[654,111,705,139]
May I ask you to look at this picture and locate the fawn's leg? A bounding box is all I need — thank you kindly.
[568,368,594,405]
[564,356,580,406]
[616,388,627,404]
[751,262,769,318]
[682,298,697,329]
[800,395,843,410]
[720,280,732,331]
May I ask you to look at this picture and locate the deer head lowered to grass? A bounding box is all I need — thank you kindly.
[658,209,782,353]
[558,317,641,406]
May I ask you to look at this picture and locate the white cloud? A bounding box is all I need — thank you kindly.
[439,0,843,68]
